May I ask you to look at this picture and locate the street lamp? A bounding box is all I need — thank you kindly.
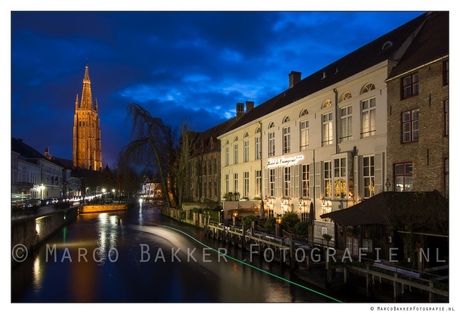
[385,178,391,191]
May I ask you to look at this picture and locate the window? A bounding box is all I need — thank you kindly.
[234,144,238,164]
[284,167,291,197]
[324,161,332,197]
[283,127,291,154]
[300,121,309,150]
[361,98,376,137]
[234,173,239,193]
[402,109,419,143]
[395,162,413,191]
[225,146,229,166]
[255,170,262,196]
[255,136,262,159]
[361,83,375,94]
[443,60,449,86]
[322,113,333,146]
[340,105,352,142]
[268,132,275,157]
[333,158,347,199]
[301,164,310,198]
[243,172,249,197]
[363,156,375,198]
[340,92,352,102]
[402,73,419,99]
[362,239,373,253]
[299,108,308,117]
[225,174,229,194]
[269,169,275,197]
[244,140,249,162]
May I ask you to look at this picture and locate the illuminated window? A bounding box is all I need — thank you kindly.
[363,156,375,198]
[300,121,309,150]
[394,162,413,192]
[283,127,291,154]
[361,98,376,137]
[333,158,347,199]
[322,113,333,145]
[340,105,352,142]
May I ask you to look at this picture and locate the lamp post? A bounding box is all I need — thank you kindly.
[385,178,391,191]
[102,188,106,204]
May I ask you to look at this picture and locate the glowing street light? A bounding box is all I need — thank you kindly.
[39,184,45,199]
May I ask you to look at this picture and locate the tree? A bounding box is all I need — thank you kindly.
[281,212,300,233]
[294,221,309,236]
[119,103,176,208]
[264,217,276,234]
[174,124,198,208]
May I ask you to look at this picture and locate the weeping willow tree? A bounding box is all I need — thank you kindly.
[119,103,176,208]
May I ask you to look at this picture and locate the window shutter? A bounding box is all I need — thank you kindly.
[315,161,321,198]
[292,165,299,198]
[354,155,363,201]
[264,169,268,198]
[374,152,384,193]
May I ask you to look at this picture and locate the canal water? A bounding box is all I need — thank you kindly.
[11,204,365,303]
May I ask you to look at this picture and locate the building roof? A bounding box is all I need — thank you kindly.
[225,12,428,133]
[12,137,45,160]
[192,116,240,156]
[387,11,449,80]
[320,191,448,232]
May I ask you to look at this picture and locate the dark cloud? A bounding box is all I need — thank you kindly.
[11,11,424,168]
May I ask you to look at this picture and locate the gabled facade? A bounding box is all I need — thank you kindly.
[386,11,449,197]
[72,65,103,171]
[189,104,244,202]
[218,12,430,243]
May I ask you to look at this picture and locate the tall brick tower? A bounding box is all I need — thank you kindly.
[72,65,102,170]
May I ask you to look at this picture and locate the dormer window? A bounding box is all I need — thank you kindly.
[381,40,393,51]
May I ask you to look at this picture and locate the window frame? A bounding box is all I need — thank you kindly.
[402,109,419,143]
[401,72,419,99]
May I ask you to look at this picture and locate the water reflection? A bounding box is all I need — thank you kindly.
[12,207,350,303]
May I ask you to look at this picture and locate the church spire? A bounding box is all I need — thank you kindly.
[80,65,93,110]
[75,94,79,111]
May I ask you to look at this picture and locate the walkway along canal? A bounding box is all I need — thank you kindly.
[163,207,449,303]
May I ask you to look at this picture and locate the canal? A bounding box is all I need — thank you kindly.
[11,204,365,303]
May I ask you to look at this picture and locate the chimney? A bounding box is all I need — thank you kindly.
[289,71,301,88]
[245,101,254,113]
[236,103,244,118]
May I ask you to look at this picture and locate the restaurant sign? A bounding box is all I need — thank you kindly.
[266,155,304,168]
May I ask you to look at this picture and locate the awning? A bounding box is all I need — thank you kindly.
[320,191,448,227]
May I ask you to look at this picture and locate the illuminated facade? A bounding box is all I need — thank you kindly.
[219,13,430,243]
[72,65,102,170]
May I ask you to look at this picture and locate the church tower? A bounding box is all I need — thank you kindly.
[72,65,102,170]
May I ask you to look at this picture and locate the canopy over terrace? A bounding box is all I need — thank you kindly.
[320,191,448,233]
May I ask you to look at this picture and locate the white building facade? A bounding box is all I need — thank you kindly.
[218,13,426,243]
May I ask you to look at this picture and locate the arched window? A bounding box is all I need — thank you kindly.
[361,83,375,94]
[282,116,290,123]
[340,92,352,102]
[268,122,275,129]
[234,136,239,142]
[255,127,261,133]
[321,99,332,109]
[299,108,308,117]
[243,132,249,138]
